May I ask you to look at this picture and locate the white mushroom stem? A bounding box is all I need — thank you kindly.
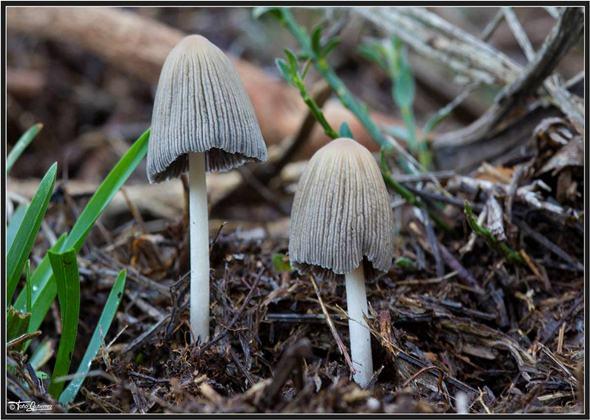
[344,264,373,388]
[189,152,210,343]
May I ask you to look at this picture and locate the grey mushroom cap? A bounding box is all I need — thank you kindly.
[289,138,394,280]
[147,35,267,183]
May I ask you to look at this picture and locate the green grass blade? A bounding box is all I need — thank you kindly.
[59,270,127,406]
[6,261,31,344]
[30,338,54,370]
[7,261,36,345]
[7,204,28,252]
[7,123,43,173]
[12,235,64,326]
[464,201,525,265]
[24,260,34,349]
[47,249,80,398]
[25,260,32,313]
[9,235,66,338]
[7,162,57,303]
[63,129,150,252]
[14,129,150,334]
[26,278,57,337]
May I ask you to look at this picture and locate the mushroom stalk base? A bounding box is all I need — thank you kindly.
[189,152,210,343]
[344,264,373,388]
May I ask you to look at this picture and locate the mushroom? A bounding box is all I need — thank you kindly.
[147,35,267,342]
[289,138,394,387]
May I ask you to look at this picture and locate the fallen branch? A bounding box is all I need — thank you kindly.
[434,7,583,153]
[357,7,583,172]
[357,7,521,85]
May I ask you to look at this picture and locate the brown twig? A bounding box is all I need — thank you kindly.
[516,219,583,271]
[201,269,264,350]
[7,331,41,349]
[120,187,146,233]
[308,275,355,374]
[264,338,312,405]
[438,244,484,294]
[402,365,444,389]
[541,296,583,345]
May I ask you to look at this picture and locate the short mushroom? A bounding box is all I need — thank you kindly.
[289,138,394,387]
[147,35,267,342]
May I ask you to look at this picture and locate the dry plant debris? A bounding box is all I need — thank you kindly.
[6,6,584,415]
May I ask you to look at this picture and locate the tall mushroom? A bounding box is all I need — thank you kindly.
[147,35,267,343]
[289,138,394,387]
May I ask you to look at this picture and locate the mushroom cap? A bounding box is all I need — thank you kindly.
[147,35,267,183]
[289,138,394,279]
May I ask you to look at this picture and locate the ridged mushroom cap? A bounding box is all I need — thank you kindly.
[289,138,394,279]
[147,35,267,183]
